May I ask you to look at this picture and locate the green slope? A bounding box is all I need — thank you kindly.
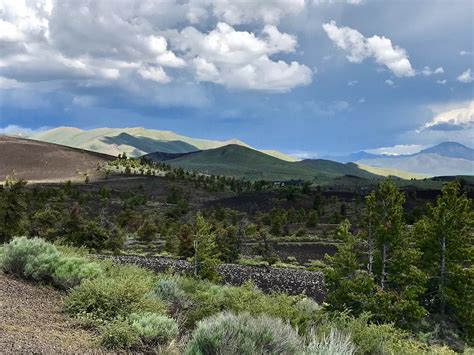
[165,144,374,182]
[297,159,380,179]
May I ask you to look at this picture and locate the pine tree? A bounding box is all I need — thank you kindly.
[415,181,474,339]
[325,221,375,314]
[194,213,221,281]
[0,178,27,242]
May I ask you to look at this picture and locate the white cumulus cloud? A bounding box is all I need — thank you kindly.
[322,20,415,77]
[457,69,473,83]
[176,22,312,91]
[419,101,474,131]
[421,66,444,76]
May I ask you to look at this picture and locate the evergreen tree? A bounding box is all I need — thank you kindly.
[177,224,194,258]
[415,181,474,339]
[325,221,376,314]
[194,213,221,281]
[0,179,27,242]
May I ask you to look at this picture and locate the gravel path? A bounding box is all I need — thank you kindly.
[0,273,103,354]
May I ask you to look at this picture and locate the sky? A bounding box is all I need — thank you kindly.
[0,0,473,157]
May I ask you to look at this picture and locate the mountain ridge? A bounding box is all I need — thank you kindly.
[28,126,298,162]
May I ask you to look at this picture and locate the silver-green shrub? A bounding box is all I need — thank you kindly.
[185,311,303,355]
[2,236,59,281]
[52,256,103,289]
[129,312,179,345]
[306,329,356,355]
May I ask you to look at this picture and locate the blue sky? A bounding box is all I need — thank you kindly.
[0,0,473,156]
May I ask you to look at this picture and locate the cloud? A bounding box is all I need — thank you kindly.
[0,124,50,135]
[457,69,473,83]
[436,79,447,85]
[176,22,312,91]
[322,20,415,77]
[137,66,171,83]
[347,80,358,86]
[208,0,306,25]
[419,101,474,131]
[421,66,444,76]
[0,0,312,106]
[365,144,424,156]
[459,50,470,56]
[385,79,395,86]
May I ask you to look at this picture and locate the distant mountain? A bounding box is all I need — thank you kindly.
[322,151,379,163]
[28,127,297,162]
[146,144,381,182]
[417,142,474,161]
[328,142,474,177]
[358,153,474,177]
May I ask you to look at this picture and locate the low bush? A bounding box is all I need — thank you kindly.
[52,256,103,289]
[314,312,456,355]
[129,312,179,345]
[2,237,59,281]
[185,312,303,355]
[306,329,356,355]
[153,277,187,304]
[176,278,313,333]
[64,264,165,322]
[101,319,141,349]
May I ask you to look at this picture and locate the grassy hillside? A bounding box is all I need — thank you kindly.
[163,145,382,182]
[29,127,297,161]
[356,163,428,180]
[298,159,380,179]
[166,145,326,181]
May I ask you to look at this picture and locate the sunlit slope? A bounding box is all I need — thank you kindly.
[356,163,428,179]
[29,127,297,161]
[0,136,112,182]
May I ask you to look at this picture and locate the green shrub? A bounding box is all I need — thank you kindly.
[177,278,313,333]
[154,277,189,305]
[2,237,59,281]
[64,264,165,322]
[52,256,103,289]
[129,312,179,345]
[185,312,303,355]
[101,319,140,349]
[306,329,356,355]
[314,311,446,355]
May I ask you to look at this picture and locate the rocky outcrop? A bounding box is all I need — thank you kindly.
[95,255,325,302]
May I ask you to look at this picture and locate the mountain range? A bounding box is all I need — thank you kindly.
[28,127,298,162]
[25,127,474,179]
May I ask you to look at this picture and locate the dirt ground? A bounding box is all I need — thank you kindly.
[0,272,104,354]
[0,136,112,182]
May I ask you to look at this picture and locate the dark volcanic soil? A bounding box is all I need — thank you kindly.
[0,136,113,182]
[0,272,103,354]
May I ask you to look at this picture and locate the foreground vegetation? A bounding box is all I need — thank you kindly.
[1,236,461,354]
[0,160,472,352]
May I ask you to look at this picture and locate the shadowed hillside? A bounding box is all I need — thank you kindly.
[161,144,380,182]
[0,136,113,182]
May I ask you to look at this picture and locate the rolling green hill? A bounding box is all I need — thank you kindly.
[162,145,381,182]
[297,159,379,179]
